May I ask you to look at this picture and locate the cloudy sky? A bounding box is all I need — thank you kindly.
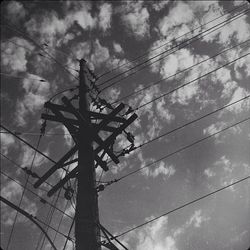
[1,0,250,249]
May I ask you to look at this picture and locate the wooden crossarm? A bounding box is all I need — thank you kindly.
[61,96,119,164]
[47,166,78,197]
[41,113,79,126]
[89,111,127,123]
[34,145,78,188]
[94,113,138,156]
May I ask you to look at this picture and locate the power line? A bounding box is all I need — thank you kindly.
[135,52,250,111]
[111,117,250,182]
[111,38,250,105]
[96,2,248,79]
[114,175,250,238]
[0,170,74,220]
[98,8,250,91]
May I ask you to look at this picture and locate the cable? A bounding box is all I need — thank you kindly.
[96,2,248,79]
[114,175,250,238]
[6,135,42,250]
[111,38,250,105]
[112,117,250,182]
[135,52,250,111]
[98,8,250,91]
[0,171,74,220]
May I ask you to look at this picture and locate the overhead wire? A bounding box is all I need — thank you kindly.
[0,131,74,136]
[111,117,250,183]
[62,216,75,250]
[96,2,248,79]
[111,38,250,105]
[113,174,250,238]
[98,7,250,91]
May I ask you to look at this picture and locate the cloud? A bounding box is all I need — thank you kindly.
[119,1,150,40]
[25,10,69,46]
[120,216,179,250]
[1,37,34,73]
[203,120,242,144]
[157,1,194,38]
[221,81,238,99]
[225,86,250,113]
[204,168,216,178]
[0,133,15,154]
[5,1,27,23]
[90,39,110,67]
[151,1,170,12]
[139,152,176,179]
[113,42,124,54]
[15,75,51,126]
[98,3,112,32]
[19,144,48,168]
[187,209,210,228]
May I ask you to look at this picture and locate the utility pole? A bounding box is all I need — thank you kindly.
[76,59,100,249]
[34,57,137,249]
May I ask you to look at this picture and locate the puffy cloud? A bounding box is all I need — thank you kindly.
[5,1,26,23]
[113,42,124,54]
[142,161,176,179]
[187,210,210,228]
[171,82,200,106]
[204,168,216,178]
[98,3,112,32]
[19,144,48,168]
[15,74,51,126]
[1,37,34,73]
[90,39,110,67]
[156,98,175,123]
[221,81,238,99]
[151,1,170,12]
[0,133,15,154]
[157,1,194,37]
[25,11,69,46]
[203,120,242,144]
[120,1,150,40]
[225,87,250,113]
[120,216,179,250]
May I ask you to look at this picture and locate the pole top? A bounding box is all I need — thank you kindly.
[79,58,87,66]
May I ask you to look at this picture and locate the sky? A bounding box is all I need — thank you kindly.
[1,0,250,250]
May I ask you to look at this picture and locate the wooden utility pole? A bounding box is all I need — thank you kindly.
[76,59,100,250]
[33,58,137,249]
